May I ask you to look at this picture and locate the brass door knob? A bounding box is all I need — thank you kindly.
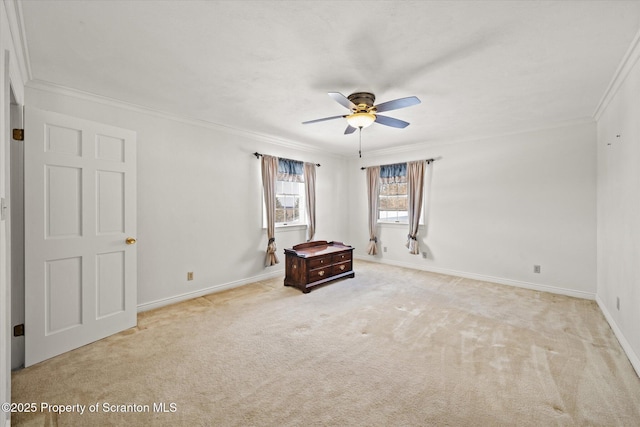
[125,237,137,245]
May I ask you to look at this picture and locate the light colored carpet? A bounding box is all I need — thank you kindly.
[11,260,640,426]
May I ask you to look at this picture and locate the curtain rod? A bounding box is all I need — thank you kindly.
[360,158,435,170]
[253,152,320,167]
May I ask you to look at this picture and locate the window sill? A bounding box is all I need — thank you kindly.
[377,222,423,229]
[273,224,307,232]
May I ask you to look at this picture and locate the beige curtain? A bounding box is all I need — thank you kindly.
[261,155,279,266]
[366,166,381,255]
[406,160,425,254]
[304,162,316,241]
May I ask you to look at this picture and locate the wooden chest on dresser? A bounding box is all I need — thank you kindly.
[284,241,355,293]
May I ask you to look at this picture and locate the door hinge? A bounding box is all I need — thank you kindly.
[12,128,24,141]
[14,324,24,337]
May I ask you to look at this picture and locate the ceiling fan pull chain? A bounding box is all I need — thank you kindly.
[359,127,362,158]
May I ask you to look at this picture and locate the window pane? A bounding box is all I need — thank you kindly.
[398,182,407,195]
[379,196,390,210]
[377,174,414,223]
[397,197,408,210]
[387,197,396,210]
[380,211,394,221]
[273,180,306,226]
[287,208,297,222]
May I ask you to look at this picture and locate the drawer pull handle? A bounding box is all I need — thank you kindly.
[339,265,345,271]
[318,270,325,277]
[293,265,297,269]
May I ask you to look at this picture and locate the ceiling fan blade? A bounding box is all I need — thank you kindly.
[374,96,421,113]
[375,115,410,129]
[344,125,357,135]
[328,92,356,110]
[302,114,346,125]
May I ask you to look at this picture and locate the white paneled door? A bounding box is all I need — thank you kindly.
[24,107,137,367]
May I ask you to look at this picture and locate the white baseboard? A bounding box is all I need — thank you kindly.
[596,295,640,378]
[353,255,596,300]
[136,268,285,313]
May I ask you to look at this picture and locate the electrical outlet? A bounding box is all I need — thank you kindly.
[422,251,428,259]
[187,272,194,281]
[383,246,387,253]
[533,265,541,274]
[616,297,620,311]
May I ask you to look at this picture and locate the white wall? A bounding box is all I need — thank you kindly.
[595,36,640,375]
[347,122,597,298]
[25,84,349,310]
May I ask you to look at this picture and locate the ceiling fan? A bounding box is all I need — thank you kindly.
[302,92,421,134]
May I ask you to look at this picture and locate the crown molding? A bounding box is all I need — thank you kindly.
[27,80,596,163]
[593,27,640,120]
[26,79,337,156]
[352,117,595,159]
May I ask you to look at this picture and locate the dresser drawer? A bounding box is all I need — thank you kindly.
[308,255,332,269]
[332,261,352,275]
[332,252,351,264]
[309,267,331,283]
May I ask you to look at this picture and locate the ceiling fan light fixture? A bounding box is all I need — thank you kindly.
[346,112,376,128]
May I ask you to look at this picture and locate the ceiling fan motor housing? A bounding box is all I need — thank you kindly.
[348,92,376,111]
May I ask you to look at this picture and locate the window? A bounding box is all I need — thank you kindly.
[275,180,305,226]
[378,181,408,223]
[263,157,307,228]
[376,162,423,225]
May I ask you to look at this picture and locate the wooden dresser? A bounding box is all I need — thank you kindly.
[284,241,354,293]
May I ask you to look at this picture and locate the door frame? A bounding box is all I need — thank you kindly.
[9,96,23,370]
[1,47,24,427]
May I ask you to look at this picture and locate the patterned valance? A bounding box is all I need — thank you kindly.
[277,158,304,182]
[380,162,407,184]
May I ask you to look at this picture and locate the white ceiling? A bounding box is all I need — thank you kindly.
[18,1,640,156]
